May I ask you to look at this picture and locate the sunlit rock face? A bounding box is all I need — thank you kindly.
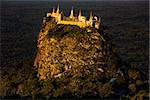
[34,20,119,84]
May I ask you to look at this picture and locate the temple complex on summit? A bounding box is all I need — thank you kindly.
[46,5,101,29]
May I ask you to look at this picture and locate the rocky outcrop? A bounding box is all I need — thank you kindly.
[34,20,118,81]
[33,19,125,97]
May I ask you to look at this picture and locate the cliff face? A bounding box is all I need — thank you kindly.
[33,20,124,97]
[34,20,118,81]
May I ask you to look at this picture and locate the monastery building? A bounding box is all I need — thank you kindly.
[46,5,101,29]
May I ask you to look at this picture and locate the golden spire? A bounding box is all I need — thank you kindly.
[99,18,101,22]
[52,7,55,13]
[56,4,59,14]
[89,10,93,21]
[70,6,74,18]
[79,10,81,17]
